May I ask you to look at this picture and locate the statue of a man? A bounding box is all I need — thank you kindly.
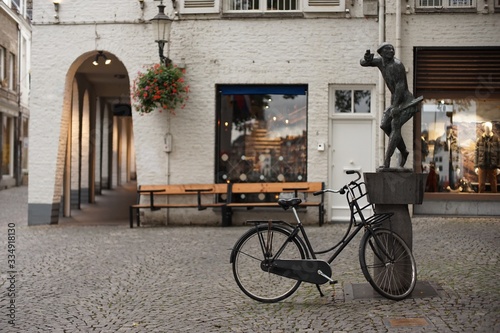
[361,42,423,169]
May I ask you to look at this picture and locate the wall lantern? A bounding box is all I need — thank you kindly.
[92,51,112,66]
[150,1,174,66]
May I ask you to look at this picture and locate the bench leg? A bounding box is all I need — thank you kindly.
[129,206,134,228]
[319,205,324,226]
[221,206,232,227]
[136,208,141,227]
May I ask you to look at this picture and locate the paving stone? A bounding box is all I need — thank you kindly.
[0,186,499,332]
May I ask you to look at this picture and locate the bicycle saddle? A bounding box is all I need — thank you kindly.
[278,198,302,210]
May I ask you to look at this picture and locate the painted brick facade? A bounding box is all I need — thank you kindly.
[28,0,500,225]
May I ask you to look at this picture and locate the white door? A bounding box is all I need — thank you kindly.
[329,118,374,221]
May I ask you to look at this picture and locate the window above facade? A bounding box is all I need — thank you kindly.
[416,0,476,10]
[226,0,299,12]
[0,47,5,88]
[179,0,344,14]
[8,53,15,91]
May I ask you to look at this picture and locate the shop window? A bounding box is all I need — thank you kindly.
[415,47,500,195]
[420,98,500,194]
[216,85,308,190]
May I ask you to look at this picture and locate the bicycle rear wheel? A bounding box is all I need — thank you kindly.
[231,225,305,303]
[359,228,417,300]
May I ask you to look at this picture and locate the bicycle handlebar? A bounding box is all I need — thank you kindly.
[313,169,362,196]
[346,169,362,183]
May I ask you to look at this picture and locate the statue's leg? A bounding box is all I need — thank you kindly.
[399,143,409,167]
[396,105,418,167]
[380,108,392,135]
[384,116,404,168]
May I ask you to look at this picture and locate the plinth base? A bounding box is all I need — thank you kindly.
[363,171,427,250]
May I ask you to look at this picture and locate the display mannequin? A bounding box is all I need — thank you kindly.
[475,122,499,193]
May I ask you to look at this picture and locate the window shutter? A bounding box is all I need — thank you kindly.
[179,0,220,13]
[303,0,345,12]
[415,47,500,96]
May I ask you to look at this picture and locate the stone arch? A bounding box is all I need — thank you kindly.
[29,50,133,225]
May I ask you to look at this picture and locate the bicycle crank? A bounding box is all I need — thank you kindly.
[262,259,333,285]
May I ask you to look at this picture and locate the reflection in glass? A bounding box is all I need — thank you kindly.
[335,90,371,113]
[420,98,500,194]
[217,86,307,189]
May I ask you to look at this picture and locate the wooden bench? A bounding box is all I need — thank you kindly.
[225,182,325,226]
[129,184,228,228]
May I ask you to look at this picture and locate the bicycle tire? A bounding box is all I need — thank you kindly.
[231,225,306,303]
[359,228,417,300]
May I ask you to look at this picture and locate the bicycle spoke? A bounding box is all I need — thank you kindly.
[359,228,417,300]
[232,225,304,303]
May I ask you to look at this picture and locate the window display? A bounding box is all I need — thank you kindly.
[216,85,307,185]
[420,98,500,194]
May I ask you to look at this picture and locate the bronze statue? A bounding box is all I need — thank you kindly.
[361,43,423,169]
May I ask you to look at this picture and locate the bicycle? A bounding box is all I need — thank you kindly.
[229,170,417,303]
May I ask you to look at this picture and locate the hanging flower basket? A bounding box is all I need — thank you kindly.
[132,63,189,115]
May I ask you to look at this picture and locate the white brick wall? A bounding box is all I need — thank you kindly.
[29,0,500,224]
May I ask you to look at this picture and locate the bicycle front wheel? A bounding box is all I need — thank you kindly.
[232,225,305,303]
[359,228,417,300]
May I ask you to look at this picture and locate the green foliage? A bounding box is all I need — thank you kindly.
[132,63,189,115]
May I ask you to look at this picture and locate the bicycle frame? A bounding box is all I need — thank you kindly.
[261,172,393,268]
[266,206,375,266]
[231,170,417,302]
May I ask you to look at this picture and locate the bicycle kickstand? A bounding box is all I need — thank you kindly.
[315,284,325,297]
[316,270,338,297]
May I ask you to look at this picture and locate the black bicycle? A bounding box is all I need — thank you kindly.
[230,170,417,303]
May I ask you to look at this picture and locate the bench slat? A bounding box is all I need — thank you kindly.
[130,182,324,228]
[131,183,229,228]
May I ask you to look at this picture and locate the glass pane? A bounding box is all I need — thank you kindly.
[419,0,442,5]
[335,90,352,113]
[353,90,371,113]
[421,98,500,194]
[230,0,258,10]
[267,0,298,10]
[449,0,472,6]
[217,86,307,191]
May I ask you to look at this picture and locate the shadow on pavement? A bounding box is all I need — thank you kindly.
[59,182,137,227]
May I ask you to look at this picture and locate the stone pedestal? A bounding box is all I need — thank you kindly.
[364,171,427,249]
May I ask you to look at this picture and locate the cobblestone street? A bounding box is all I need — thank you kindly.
[0,185,499,332]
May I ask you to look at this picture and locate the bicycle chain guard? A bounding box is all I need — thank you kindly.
[263,259,332,285]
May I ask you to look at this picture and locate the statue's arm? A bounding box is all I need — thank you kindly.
[360,57,381,67]
[360,50,381,67]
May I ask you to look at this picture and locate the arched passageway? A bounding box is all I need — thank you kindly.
[61,51,135,222]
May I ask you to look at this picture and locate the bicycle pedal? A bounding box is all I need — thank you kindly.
[329,280,338,285]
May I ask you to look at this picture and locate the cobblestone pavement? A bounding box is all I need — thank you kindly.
[0,185,499,332]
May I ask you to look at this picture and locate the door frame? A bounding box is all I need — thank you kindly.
[327,85,377,222]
